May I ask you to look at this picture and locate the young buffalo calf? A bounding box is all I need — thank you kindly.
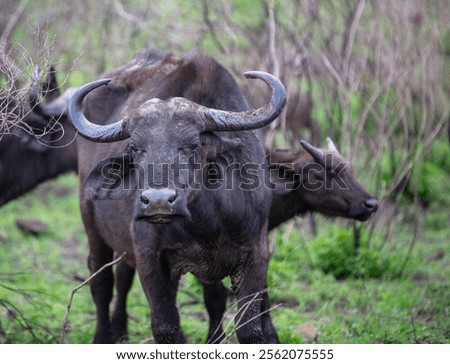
[268,137,378,230]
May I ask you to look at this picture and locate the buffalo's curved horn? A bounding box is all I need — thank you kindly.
[200,71,286,132]
[68,78,131,142]
[300,139,324,161]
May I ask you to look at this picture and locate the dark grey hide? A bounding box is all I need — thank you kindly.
[69,48,286,344]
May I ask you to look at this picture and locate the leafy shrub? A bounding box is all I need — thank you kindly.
[309,224,402,279]
[407,137,450,206]
[377,137,449,207]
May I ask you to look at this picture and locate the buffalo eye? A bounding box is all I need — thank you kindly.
[128,145,141,156]
[183,142,200,155]
[329,170,337,179]
[206,162,222,182]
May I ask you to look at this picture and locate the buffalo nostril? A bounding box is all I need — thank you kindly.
[140,188,177,208]
[140,194,150,205]
[364,198,378,212]
[167,193,177,204]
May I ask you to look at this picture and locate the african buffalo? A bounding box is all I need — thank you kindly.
[203,137,378,343]
[268,137,378,229]
[0,67,77,206]
[68,48,286,343]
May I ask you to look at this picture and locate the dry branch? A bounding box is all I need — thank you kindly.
[59,252,126,344]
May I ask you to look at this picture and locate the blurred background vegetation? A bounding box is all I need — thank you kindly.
[0,0,449,343]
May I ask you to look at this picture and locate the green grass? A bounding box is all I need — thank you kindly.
[0,174,449,344]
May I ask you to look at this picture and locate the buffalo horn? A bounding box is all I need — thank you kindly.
[28,65,44,116]
[200,71,286,132]
[300,140,325,161]
[326,137,346,159]
[67,78,131,142]
[28,65,68,118]
[326,137,342,155]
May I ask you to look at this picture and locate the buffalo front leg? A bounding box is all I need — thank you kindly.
[135,252,185,344]
[231,249,270,344]
[111,261,135,342]
[261,288,280,343]
[87,242,115,343]
[199,279,228,343]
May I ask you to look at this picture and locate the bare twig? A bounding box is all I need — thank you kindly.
[203,287,282,344]
[0,300,42,343]
[0,0,28,46]
[112,0,144,27]
[342,0,366,84]
[219,302,283,344]
[206,290,262,344]
[59,252,126,344]
[0,26,61,137]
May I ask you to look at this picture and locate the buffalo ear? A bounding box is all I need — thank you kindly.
[84,154,136,200]
[268,162,301,196]
[16,127,53,153]
[19,133,49,153]
[201,133,242,161]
